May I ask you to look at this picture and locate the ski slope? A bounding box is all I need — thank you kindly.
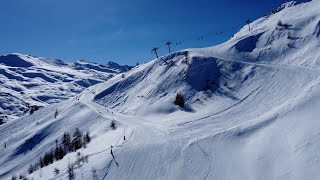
[1,0,320,179]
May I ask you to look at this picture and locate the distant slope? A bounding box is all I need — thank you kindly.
[0,53,131,121]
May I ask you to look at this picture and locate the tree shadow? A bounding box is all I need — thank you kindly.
[288,27,302,31]
[287,43,298,49]
[111,153,119,167]
[182,104,196,113]
[289,36,303,40]
[101,154,119,180]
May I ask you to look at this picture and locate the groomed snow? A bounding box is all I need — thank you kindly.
[1,0,320,179]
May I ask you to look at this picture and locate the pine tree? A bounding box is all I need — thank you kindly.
[11,175,17,180]
[48,150,54,164]
[72,138,82,151]
[72,128,83,151]
[58,146,65,160]
[54,147,60,160]
[44,153,49,166]
[174,94,185,108]
[83,137,87,148]
[84,131,91,143]
[62,132,71,151]
[110,121,116,130]
[39,157,44,168]
[19,174,25,179]
[73,128,82,139]
[28,164,34,174]
[43,151,54,166]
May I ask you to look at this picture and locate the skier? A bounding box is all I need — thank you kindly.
[110,145,114,156]
[54,109,58,118]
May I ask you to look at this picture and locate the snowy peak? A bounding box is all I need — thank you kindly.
[0,53,70,68]
[106,61,132,72]
[0,54,34,67]
[215,0,320,68]
[276,1,299,12]
[72,60,132,74]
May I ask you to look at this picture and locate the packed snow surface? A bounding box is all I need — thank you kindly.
[1,0,320,179]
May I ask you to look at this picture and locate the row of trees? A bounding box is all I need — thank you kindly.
[26,129,91,175]
[62,128,91,152]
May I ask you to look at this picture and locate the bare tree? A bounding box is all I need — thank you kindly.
[67,163,75,180]
[165,41,172,53]
[92,168,98,180]
[151,47,159,59]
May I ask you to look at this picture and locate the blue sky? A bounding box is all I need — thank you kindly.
[0,0,310,65]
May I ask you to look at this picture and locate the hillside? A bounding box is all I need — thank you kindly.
[0,53,131,121]
[1,0,320,180]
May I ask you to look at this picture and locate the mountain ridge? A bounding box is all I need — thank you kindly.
[0,53,131,121]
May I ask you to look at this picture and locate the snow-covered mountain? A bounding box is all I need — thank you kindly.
[1,0,320,180]
[0,53,131,121]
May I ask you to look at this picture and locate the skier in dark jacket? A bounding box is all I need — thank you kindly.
[110,145,114,156]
